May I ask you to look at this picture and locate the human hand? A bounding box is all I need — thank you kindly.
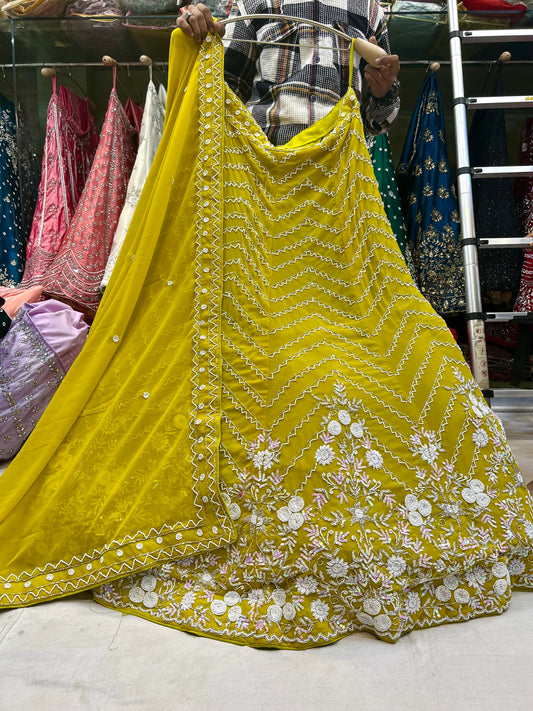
[364,36,400,98]
[176,3,226,44]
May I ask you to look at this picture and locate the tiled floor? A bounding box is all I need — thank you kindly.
[1,405,532,711]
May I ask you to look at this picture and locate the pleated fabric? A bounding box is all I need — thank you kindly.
[20,81,99,290]
[42,74,138,319]
[100,78,166,292]
[0,33,533,651]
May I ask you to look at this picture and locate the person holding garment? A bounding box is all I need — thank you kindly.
[176,0,400,146]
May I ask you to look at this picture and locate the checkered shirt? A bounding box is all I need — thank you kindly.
[222,0,400,145]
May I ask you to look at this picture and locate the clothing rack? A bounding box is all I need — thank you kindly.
[0,61,169,69]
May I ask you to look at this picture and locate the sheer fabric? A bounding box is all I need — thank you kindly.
[0,33,533,651]
[101,78,166,292]
[20,81,99,289]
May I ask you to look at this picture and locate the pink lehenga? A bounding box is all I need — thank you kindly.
[42,68,139,319]
[20,79,99,289]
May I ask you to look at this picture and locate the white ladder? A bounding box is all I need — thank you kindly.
[447,0,533,402]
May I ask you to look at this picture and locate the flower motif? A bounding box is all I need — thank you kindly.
[493,579,508,596]
[271,589,286,606]
[128,575,159,608]
[211,599,227,616]
[404,494,432,527]
[491,562,508,579]
[469,392,490,418]
[288,512,305,531]
[373,614,392,633]
[327,420,342,436]
[326,557,349,578]
[224,590,242,606]
[338,410,351,425]
[443,574,459,590]
[253,449,276,471]
[356,611,373,626]
[350,421,364,438]
[278,499,305,530]
[180,591,196,610]
[310,599,330,622]
[296,576,318,595]
[315,444,335,466]
[435,585,451,602]
[228,503,242,520]
[466,566,487,587]
[405,591,421,614]
[267,604,283,622]
[349,505,368,525]
[288,496,305,512]
[363,598,381,616]
[453,588,470,604]
[508,559,526,576]
[282,602,296,621]
[472,429,489,448]
[410,430,443,464]
[461,479,491,508]
[387,555,407,578]
[228,605,243,622]
[365,449,383,470]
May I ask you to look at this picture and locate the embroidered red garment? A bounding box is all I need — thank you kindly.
[20,80,99,289]
[43,69,139,319]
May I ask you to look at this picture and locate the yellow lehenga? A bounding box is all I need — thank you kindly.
[1,31,533,649]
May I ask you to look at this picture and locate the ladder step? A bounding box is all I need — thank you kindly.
[479,237,533,249]
[472,166,533,178]
[485,389,533,401]
[461,29,533,43]
[467,96,533,110]
[486,312,533,322]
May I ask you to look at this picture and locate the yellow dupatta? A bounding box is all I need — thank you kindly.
[0,32,235,606]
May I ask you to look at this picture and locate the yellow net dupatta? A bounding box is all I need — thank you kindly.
[0,31,236,607]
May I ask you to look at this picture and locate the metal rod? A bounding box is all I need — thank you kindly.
[447,0,489,390]
[219,13,354,43]
[0,61,169,69]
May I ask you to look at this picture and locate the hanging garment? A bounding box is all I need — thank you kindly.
[1,33,533,650]
[20,80,99,290]
[469,64,523,306]
[42,70,138,319]
[0,285,44,319]
[0,93,25,287]
[396,72,465,315]
[512,117,533,313]
[101,78,166,292]
[0,298,11,339]
[367,132,407,257]
[0,300,88,461]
